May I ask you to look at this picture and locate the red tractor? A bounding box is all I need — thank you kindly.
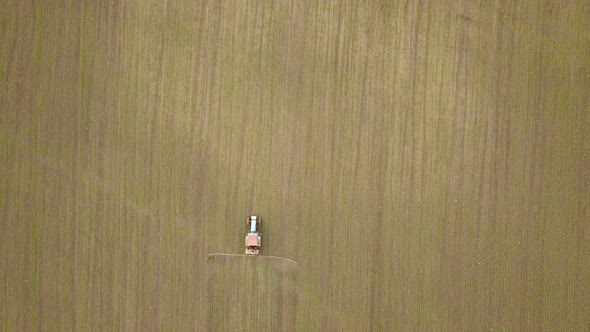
[245,216,261,255]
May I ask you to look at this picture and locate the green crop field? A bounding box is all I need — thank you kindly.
[1,0,588,330]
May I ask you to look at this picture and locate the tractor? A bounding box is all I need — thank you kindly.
[245,216,261,255]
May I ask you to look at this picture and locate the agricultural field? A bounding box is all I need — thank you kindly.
[1,0,588,330]
[208,254,298,331]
